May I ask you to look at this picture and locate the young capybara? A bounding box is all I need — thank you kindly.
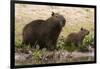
[65,28,89,47]
[22,12,66,50]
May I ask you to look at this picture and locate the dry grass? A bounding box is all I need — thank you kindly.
[15,4,94,41]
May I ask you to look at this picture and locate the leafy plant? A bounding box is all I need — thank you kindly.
[57,36,65,50]
[83,32,94,46]
[78,32,94,52]
[15,39,23,48]
[32,45,42,63]
[32,50,41,59]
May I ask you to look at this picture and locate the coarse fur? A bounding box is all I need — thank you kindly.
[65,28,89,47]
[22,12,66,50]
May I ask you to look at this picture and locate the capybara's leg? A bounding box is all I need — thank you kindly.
[46,40,56,51]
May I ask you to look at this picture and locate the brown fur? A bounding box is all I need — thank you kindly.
[65,28,89,47]
[22,12,66,50]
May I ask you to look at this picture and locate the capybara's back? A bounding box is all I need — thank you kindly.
[22,20,46,46]
[22,12,66,50]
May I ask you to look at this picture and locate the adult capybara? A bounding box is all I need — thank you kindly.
[22,12,66,50]
[65,28,89,47]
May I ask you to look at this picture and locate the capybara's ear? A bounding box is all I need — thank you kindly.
[51,12,54,16]
[81,27,83,30]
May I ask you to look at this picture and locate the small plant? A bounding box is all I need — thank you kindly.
[15,40,23,48]
[32,45,42,64]
[83,32,94,46]
[57,36,65,50]
[78,32,94,52]
[32,50,41,59]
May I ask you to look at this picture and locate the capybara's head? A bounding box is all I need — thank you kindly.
[80,28,89,35]
[51,12,66,27]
